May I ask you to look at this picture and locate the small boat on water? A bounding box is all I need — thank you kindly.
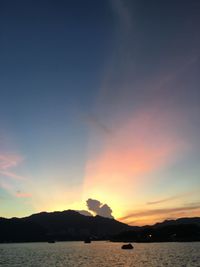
[121,243,133,250]
[48,240,55,243]
[84,238,91,244]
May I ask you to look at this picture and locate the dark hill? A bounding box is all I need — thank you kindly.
[0,210,130,243]
[1,212,200,243]
[111,217,200,242]
[152,217,200,228]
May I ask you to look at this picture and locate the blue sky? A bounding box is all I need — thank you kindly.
[0,0,200,225]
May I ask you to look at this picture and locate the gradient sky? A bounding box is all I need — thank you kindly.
[0,0,200,226]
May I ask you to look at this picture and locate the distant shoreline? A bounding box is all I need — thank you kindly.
[1,240,200,245]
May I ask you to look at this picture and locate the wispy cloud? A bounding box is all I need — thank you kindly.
[0,154,22,169]
[147,196,180,205]
[0,181,31,199]
[0,153,25,180]
[119,204,200,222]
[147,190,199,205]
[15,191,32,198]
[0,152,29,201]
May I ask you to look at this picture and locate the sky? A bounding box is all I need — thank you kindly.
[0,0,200,226]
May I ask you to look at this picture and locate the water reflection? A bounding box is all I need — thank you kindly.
[0,241,200,267]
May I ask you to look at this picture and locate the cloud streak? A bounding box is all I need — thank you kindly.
[15,192,32,198]
[119,204,200,222]
[147,190,199,205]
[0,153,25,180]
[0,152,28,200]
[15,190,32,198]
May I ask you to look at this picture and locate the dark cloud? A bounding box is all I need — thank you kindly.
[86,198,114,219]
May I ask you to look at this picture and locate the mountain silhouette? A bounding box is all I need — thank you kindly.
[0,210,129,243]
[0,211,199,243]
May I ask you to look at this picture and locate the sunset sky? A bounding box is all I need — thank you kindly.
[0,0,200,226]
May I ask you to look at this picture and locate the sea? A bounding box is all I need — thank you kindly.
[0,241,199,267]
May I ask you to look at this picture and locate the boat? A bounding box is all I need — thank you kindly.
[121,243,133,249]
[84,238,91,243]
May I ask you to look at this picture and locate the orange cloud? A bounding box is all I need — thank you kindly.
[119,204,200,221]
[118,204,200,226]
[147,190,199,205]
[15,192,32,198]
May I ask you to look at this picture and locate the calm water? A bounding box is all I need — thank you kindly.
[0,241,200,267]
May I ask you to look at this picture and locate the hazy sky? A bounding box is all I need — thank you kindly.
[0,0,200,225]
